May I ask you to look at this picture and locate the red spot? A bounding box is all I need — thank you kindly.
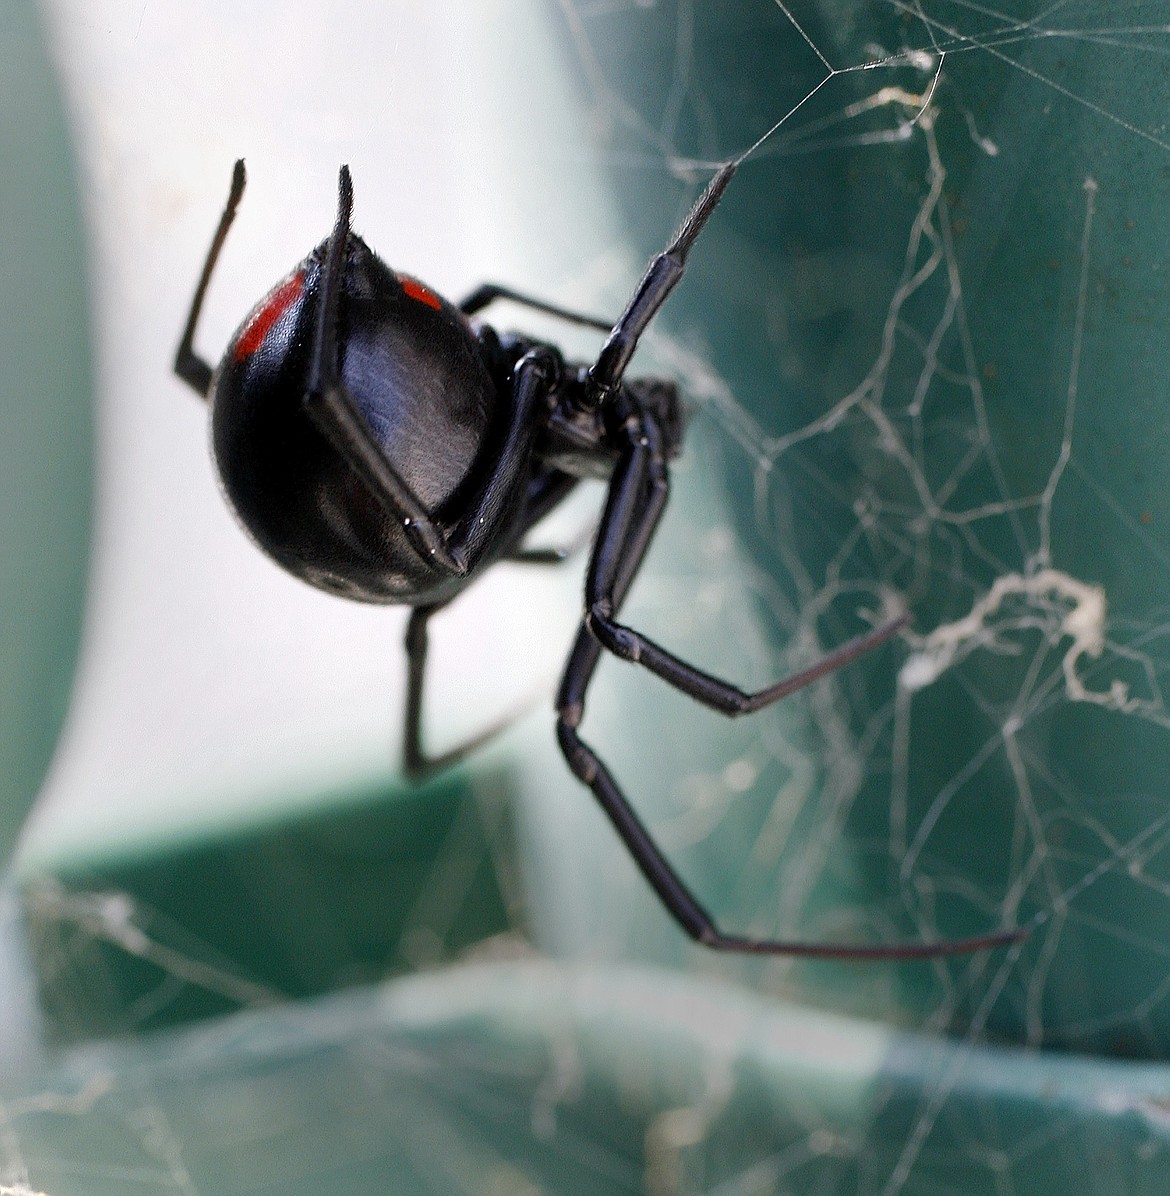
[399,274,442,311]
[232,271,305,362]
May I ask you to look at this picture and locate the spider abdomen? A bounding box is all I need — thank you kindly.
[210,236,501,603]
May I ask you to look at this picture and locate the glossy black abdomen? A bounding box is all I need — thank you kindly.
[210,237,501,603]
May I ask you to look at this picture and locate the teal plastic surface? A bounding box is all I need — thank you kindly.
[9,3,1170,1195]
[520,0,1170,1051]
[0,0,92,869]
[9,964,1170,1196]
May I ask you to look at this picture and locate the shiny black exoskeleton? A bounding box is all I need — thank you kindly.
[174,159,1022,961]
[212,232,509,605]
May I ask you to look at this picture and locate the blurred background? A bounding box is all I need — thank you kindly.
[6,2,1170,1193]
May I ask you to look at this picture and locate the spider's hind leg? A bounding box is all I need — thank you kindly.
[557,410,1023,959]
[583,411,908,716]
[402,469,583,779]
[402,603,529,779]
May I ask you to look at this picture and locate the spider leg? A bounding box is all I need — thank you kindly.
[508,531,592,566]
[445,349,560,565]
[175,158,247,397]
[402,602,540,778]
[403,469,582,778]
[459,283,613,333]
[302,166,465,573]
[586,417,908,715]
[306,377,467,572]
[556,416,1024,959]
[586,161,736,407]
[403,603,443,777]
[590,601,910,716]
[307,348,558,576]
[506,470,593,564]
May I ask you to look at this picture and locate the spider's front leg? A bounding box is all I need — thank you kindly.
[556,411,1023,959]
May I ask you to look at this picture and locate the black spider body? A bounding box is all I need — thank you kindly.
[212,236,505,604]
[211,226,683,608]
[174,159,1019,961]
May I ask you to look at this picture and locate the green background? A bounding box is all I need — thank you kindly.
[6,2,1170,1193]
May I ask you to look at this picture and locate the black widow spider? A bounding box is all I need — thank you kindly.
[174,158,1022,960]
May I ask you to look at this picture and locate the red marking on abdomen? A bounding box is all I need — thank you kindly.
[399,274,442,311]
[232,270,305,362]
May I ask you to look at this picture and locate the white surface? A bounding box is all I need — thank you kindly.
[23,0,623,866]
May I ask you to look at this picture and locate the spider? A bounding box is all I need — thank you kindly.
[174,159,1021,960]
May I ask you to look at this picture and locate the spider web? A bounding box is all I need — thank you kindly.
[537,0,1170,1187]
[7,1,1170,1194]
